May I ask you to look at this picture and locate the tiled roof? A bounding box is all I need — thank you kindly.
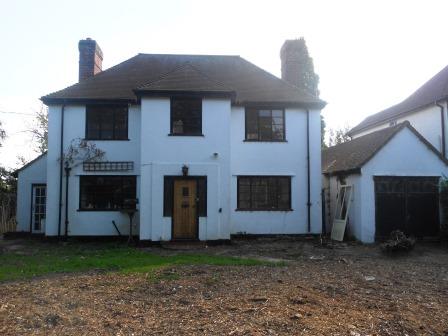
[322,121,447,175]
[349,65,448,135]
[42,54,325,108]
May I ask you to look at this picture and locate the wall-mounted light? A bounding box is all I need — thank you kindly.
[182,164,189,176]
[213,152,219,158]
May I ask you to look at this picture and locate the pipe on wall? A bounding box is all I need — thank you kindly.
[57,104,65,237]
[436,101,447,159]
[306,109,312,232]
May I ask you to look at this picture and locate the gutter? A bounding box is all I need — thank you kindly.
[57,104,65,237]
[306,109,311,233]
[436,101,446,158]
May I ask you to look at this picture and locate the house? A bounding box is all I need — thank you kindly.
[348,65,448,159]
[322,121,447,243]
[15,38,325,242]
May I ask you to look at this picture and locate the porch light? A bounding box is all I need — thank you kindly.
[182,164,189,176]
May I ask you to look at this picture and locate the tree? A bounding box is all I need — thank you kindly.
[27,105,48,154]
[321,115,327,149]
[328,125,351,147]
[0,120,5,147]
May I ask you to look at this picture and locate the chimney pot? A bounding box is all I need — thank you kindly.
[78,38,103,81]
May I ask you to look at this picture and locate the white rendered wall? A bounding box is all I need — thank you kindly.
[230,107,322,235]
[352,103,447,154]
[16,154,47,232]
[45,104,141,236]
[139,98,231,241]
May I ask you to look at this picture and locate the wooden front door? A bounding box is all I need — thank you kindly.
[172,180,198,240]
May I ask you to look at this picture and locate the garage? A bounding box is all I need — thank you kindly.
[322,122,448,242]
[374,176,440,238]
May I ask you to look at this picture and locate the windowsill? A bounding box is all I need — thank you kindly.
[168,133,204,137]
[235,208,293,212]
[163,215,207,217]
[77,208,137,212]
[83,138,131,141]
[243,139,287,143]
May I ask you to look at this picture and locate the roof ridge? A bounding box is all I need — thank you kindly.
[137,53,240,57]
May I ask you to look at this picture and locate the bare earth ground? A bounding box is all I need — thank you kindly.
[1,238,448,335]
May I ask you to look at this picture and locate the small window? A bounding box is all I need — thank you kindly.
[163,177,207,216]
[245,108,285,141]
[170,97,202,135]
[237,176,291,210]
[79,175,136,210]
[86,105,128,140]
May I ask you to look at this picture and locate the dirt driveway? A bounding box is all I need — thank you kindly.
[1,238,448,335]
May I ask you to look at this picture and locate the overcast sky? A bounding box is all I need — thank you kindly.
[1,0,448,169]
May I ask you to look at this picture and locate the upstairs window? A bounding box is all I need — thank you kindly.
[237,176,291,211]
[86,105,128,140]
[170,97,202,135]
[79,175,136,210]
[245,108,285,141]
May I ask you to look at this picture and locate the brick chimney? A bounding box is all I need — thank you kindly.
[78,38,103,81]
[280,39,305,88]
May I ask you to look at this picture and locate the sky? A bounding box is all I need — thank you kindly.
[1,0,448,169]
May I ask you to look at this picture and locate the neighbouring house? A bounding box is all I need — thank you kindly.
[322,121,448,243]
[348,64,448,159]
[14,38,325,242]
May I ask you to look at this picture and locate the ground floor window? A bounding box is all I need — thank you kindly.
[163,176,207,216]
[237,176,291,211]
[79,175,136,210]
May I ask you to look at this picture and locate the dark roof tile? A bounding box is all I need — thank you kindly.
[42,54,325,107]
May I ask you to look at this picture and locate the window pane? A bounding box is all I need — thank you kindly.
[197,177,207,216]
[252,178,270,209]
[163,177,174,216]
[259,114,273,140]
[114,109,128,139]
[245,109,259,140]
[171,98,202,135]
[100,111,114,140]
[238,178,251,209]
[86,110,101,139]
[277,177,291,209]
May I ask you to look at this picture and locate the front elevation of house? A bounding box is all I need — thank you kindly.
[15,38,325,242]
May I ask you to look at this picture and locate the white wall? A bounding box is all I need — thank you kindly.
[16,154,47,232]
[45,104,141,236]
[230,107,322,234]
[352,103,447,155]
[139,98,231,241]
[43,100,323,240]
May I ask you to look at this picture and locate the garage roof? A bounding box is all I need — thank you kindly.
[322,121,447,175]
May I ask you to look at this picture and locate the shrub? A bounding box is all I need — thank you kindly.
[381,230,415,253]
